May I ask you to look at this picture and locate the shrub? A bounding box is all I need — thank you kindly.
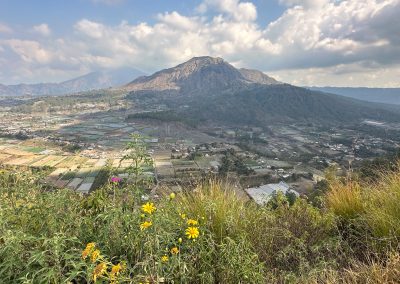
[249,199,343,281]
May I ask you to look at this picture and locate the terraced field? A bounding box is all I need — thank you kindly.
[0,140,134,194]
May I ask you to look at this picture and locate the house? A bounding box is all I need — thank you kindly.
[245,181,299,205]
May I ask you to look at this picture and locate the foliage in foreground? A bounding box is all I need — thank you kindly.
[1,167,400,283]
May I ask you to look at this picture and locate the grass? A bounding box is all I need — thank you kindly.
[326,178,364,219]
[1,166,400,283]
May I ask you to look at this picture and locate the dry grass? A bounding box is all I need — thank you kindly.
[364,170,400,239]
[177,180,252,243]
[308,252,400,284]
[326,179,364,220]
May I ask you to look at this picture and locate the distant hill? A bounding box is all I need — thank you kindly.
[307,87,400,105]
[0,67,145,97]
[125,56,400,127]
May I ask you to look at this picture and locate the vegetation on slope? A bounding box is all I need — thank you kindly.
[1,163,400,283]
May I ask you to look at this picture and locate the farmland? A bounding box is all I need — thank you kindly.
[0,138,120,193]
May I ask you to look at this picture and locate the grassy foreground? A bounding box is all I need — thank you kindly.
[1,168,400,283]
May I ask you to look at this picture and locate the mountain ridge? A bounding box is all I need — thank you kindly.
[125,56,400,126]
[0,68,145,97]
[306,86,400,105]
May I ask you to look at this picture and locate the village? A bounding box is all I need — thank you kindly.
[1,97,400,204]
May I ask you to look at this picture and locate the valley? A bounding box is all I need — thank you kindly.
[1,66,400,196]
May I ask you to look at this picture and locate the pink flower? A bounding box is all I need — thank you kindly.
[111,177,122,183]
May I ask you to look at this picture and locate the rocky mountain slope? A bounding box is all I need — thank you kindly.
[125,56,280,94]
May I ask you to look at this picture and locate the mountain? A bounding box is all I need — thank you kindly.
[125,56,400,127]
[0,67,145,97]
[307,87,400,105]
[238,68,280,85]
[125,56,280,94]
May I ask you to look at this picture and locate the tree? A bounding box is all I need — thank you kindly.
[121,134,153,188]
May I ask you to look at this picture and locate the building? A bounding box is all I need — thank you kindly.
[245,181,299,205]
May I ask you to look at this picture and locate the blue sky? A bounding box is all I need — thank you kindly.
[0,0,285,29]
[0,0,399,87]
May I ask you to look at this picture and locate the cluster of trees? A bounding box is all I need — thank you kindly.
[219,148,254,176]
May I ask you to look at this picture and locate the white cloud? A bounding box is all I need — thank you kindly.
[269,63,400,87]
[0,23,13,34]
[198,0,257,22]
[279,0,329,10]
[33,23,51,37]
[74,19,105,39]
[1,0,400,87]
[2,39,52,64]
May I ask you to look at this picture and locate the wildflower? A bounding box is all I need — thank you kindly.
[82,249,90,260]
[110,176,122,183]
[178,237,183,243]
[82,242,95,260]
[86,242,96,250]
[170,247,179,254]
[93,262,107,282]
[161,255,169,262]
[187,219,198,226]
[110,263,123,277]
[141,202,156,214]
[140,221,152,230]
[185,226,200,239]
[91,249,100,263]
[169,192,176,200]
[180,213,186,219]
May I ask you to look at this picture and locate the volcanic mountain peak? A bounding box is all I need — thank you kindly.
[125,56,280,92]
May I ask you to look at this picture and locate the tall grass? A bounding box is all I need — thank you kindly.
[177,180,251,242]
[364,169,400,240]
[326,178,364,220]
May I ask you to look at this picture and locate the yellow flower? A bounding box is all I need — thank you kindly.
[91,249,100,263]
[178,237,183,243]
[93,262,107,282]
[180,213,186,219]
[161,255,169,262]
[170,247,179,254]
[82,242,96,260]
[185,226,200,239]
[169,192,176,199]
[111,263,122,277]
[187,219,198,226]
[140,221,152,230]
[86,242,96,250]
[82,249,90,260]
[141,202,156,214]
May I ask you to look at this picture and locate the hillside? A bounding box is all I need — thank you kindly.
[307,86,400,105]
[126,56,400,127]
[1,164,400,283]
[179,85,400,126]
[0,67,145,97]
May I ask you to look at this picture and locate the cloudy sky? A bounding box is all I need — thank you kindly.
[0,0,399,87]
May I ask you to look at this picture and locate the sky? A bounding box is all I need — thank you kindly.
[0,0,399,87]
